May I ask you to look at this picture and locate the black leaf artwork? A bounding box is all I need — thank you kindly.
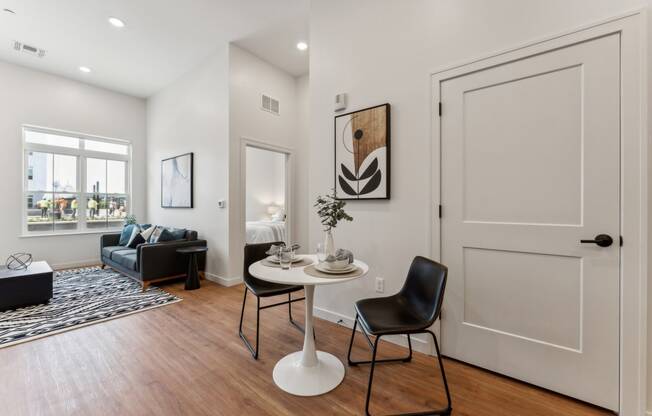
[359,170,382,195]
[357,158,378,181]
[338,175,357,195]
[338,157,382,196]
[334,103,390,200]
[340,164,357,181]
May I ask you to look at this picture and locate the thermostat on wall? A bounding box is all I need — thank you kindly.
[335,93,347,112]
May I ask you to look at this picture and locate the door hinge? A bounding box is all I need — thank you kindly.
[438,204,442,218]
[620,236,623,246]
[438,102,442,117]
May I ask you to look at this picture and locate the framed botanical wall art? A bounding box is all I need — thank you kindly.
[334,103,390,200]
[161,152,193,208]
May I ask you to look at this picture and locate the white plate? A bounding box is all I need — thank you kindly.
[266,255,302,264]
[315,262,357,274]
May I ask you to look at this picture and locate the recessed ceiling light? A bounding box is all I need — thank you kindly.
[108,17,125,28]
[79,66,92,73]
[296,41,308,51]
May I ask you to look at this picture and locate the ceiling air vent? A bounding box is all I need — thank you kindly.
[13,41,46,58]
[261,93,280,115]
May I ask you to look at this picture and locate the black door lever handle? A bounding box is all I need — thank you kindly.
[580,234,613,247]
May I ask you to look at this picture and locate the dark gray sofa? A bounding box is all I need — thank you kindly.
[100,229,207,290]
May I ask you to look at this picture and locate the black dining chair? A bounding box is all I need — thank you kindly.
[238,241,306,359]
[347,256,452,416]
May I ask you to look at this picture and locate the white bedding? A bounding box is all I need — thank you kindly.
[246,220,286,243]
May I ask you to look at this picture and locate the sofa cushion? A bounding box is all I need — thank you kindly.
[113,249,138,271]
[102,246,133,260]
[119,224,136,246]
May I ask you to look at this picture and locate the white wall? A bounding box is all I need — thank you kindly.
[146,48,230,278]
[228,45,309,278]
[245,146,286,221]
[0,60,146,269]
[309,0,651,404]
[295,74,310,253]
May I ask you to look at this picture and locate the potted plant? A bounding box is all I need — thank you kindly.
[123,214,137,226]
[314,190,353,256]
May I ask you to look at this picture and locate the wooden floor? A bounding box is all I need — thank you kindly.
[0,280,612,416]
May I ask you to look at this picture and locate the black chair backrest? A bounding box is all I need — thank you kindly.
[243,241,284,285]
[398,256,448,325]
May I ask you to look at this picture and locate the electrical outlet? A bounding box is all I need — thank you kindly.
[375,277,384,293]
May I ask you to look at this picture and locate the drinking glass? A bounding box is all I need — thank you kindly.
[316,243,327,264]
[279,247,293,270]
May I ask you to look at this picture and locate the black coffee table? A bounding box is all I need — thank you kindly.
[0,261,53,311]
[177,247,207,290]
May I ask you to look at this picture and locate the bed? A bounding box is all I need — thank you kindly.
[246,220,286,243]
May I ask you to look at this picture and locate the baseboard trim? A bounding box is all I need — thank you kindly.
[313,306,434,355]
[51,258,100,270]
[205,273,242,287]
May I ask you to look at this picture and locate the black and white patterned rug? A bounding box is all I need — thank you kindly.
[0,267,181,348]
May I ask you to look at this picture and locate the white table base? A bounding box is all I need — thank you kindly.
[273,350,345,396]
[272,284,345,396]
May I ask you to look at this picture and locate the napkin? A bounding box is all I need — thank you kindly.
[265,243,300,256]
[326,248,354,264]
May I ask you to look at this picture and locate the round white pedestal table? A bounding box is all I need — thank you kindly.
[249,254,368,396]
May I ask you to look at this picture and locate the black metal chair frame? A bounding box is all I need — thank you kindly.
[347,313,452,416]
[238,288,306,360]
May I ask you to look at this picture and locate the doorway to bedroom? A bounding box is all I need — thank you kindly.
[244,145,290,245]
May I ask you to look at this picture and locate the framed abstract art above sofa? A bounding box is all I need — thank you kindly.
[334,103,390,200]
[161,152,194,208]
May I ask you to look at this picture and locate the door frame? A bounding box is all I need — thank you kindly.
[239,136,295,248]
[430,11,647,416]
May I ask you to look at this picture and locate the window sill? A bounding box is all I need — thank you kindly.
[20,229,122,238]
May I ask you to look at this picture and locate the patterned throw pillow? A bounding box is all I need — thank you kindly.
[140,226,156,242]
[149,226,163,243]
[119,224,136,246]
[127,232,146,248]
[125,225,143,247]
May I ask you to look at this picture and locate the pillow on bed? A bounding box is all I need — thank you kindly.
[271,209,285,221]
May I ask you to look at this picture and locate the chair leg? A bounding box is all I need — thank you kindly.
[429,330,452,414]
[348,315,412,366]
[354,326,452,415]
[365,335,381,416]
[288,292,303,332]
[238,288,260,360]
[288,292,316,340]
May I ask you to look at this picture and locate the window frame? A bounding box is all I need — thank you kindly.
[21,125,132,237]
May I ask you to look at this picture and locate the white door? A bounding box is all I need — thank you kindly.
[440,33,620,410]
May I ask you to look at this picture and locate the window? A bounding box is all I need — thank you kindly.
[23,127,131,234]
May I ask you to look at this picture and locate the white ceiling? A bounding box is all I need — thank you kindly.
[0,0,309,98]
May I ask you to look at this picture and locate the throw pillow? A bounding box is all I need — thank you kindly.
[168,228,187,240]
[125,225,142,247]
[157,228,175,242]
[127,232,146,248]
[141,225,156,242]
[119,224,136,246]
[149,226,163,243]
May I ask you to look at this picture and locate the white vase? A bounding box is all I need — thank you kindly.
[324,229,335,257]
